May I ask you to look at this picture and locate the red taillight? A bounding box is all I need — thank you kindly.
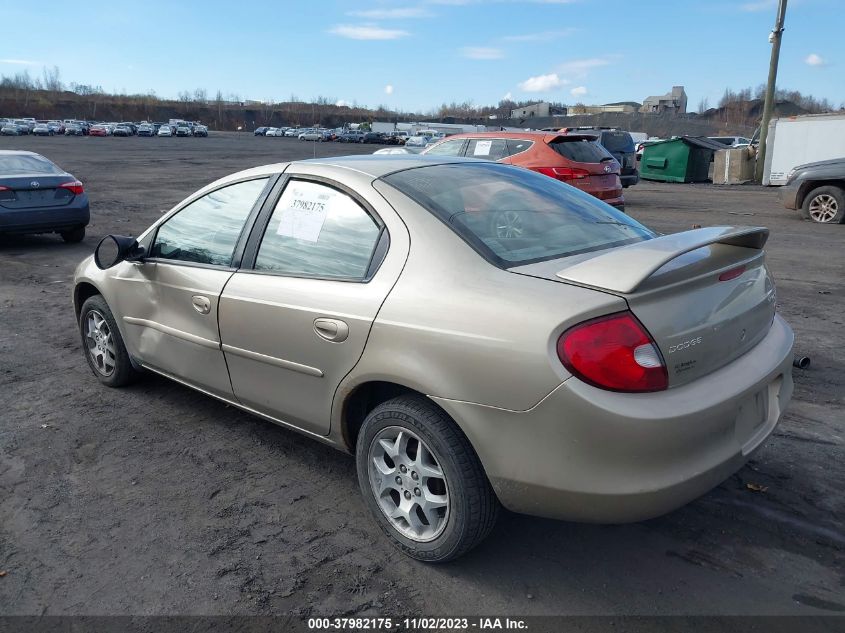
[557,311,668,393]
[533,166,591,181]
[0,186,8,191]
[718,265,746,281]
[59,180,84,195]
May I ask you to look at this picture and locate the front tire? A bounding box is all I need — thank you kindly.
[356,395,499,562]
[802,185,845,223]
[61,227,86,243]
[79,295,139,387]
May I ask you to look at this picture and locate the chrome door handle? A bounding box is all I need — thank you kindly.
[192,295,211,315]
[314,318,349,343]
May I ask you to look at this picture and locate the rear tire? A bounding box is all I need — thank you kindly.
[356,394,499,562]
[802,185,845,223]
[61,227,86,243]
[79,295,140,387]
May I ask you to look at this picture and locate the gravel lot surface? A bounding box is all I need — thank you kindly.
[1,133,842,617]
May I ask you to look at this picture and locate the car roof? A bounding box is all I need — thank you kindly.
[208,155,488,191]
[0,150,43,157]
[292,154,480,178]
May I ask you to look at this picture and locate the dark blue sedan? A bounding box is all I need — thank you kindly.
[0,151,90,242]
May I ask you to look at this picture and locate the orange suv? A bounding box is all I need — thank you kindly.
[423,131,624,209]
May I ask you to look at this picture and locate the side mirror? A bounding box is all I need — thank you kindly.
[94,235,146,270]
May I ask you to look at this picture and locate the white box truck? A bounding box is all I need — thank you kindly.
[763,112,845,185]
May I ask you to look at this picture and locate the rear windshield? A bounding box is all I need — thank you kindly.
[0,154,62,175]
[600,131,635,152]
[601,132,634,152]
[549,138,613,163]
[383,162,654,267]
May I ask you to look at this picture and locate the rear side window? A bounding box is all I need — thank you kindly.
[506,139,534,156]
[150,178,269,266]
[549,138,612,163]
[0,154,62,175]
[466,138,508,161]
[383,163,654,267]
[600,131,635,153]
[254,180,382,280]
[424,139,466,156]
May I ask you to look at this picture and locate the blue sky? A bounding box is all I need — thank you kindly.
[1,0,842,113]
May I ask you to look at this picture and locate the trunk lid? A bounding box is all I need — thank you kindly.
[511,227,777,387]
[0,175,76,209]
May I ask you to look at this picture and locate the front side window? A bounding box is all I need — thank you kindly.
[254,180,381,280]
[466,138,508,161]
[150,177,269,266]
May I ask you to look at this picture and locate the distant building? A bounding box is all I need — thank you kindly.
[509,102,567,118]
[640,86,687,114]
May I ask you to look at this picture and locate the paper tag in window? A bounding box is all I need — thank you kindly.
[276,188,331,242]
[473,140,492,156]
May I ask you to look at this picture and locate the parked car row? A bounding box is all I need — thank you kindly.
[0,117,208,138]
[254,126,441,146]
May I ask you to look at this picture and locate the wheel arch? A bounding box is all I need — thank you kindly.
[74,281,102,319]
[798,179,845,208]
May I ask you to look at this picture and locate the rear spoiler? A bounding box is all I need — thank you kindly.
[556,226,769,294]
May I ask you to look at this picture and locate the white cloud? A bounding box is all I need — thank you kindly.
[384,84,394,95]
[349,7,432,19]
[518,73,567,92]
[740,0,775,11]
[557,57,610,77]
[502,91,513,100]
[570,85,588,97]
[461,46,505,60]
[503,28,575,42]
[804,53,827,67]
[328,24,409,40]
[0,59,41,65]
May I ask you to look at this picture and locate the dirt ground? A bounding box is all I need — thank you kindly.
[0,133,842,618]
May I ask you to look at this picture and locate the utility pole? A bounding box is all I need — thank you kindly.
[754,0,788,183]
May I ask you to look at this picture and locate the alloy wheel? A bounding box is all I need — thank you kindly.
[84,310,116,376]
[808,194,839,223]
[368,426,450,542]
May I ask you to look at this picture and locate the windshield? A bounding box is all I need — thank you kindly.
[0,154,62,175]
[383,162,654,267]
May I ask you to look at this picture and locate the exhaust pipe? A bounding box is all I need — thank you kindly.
[793,356,810,369]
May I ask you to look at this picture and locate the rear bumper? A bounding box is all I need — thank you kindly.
[0,199,90,234]
[780,182,800,210]
[621,172,639,188]
[433,314,794,523]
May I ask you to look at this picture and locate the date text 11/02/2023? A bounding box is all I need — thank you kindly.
[307,616,528,630]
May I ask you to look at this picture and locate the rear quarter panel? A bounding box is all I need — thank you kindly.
[341,180,627,412]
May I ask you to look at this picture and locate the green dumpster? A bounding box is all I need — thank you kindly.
[639,136,727,183]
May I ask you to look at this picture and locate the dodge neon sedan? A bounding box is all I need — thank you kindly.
[73,156,794,561]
